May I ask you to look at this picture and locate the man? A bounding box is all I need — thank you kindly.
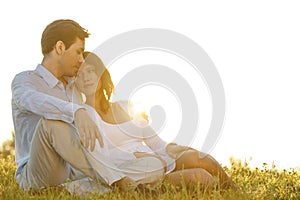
[11,19,135,193]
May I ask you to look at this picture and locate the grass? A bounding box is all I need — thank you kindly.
[0,155,299,200]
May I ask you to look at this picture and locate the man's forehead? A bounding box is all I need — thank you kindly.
[73,38,85,48]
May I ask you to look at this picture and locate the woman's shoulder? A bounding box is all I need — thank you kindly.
[111,100,134,114]
[114,100,133,108]
[113,100,149,127]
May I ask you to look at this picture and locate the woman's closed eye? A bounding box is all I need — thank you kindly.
[76,72,83,78]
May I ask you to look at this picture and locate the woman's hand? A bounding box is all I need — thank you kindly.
[165,143,195,159]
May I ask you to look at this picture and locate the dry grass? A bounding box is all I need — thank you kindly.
[1,154,299,200]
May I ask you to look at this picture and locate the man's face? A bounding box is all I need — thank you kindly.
[60,38,85,77]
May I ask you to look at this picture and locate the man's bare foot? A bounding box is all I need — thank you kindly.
[112,177,137,191]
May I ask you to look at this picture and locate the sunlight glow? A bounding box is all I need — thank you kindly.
[108,50,212,145]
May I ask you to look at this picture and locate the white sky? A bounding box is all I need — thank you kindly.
[1,0,300,169]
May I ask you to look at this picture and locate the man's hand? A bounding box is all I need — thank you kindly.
[74,108,104,151]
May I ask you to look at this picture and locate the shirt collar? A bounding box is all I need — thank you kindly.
[35,64,75,88]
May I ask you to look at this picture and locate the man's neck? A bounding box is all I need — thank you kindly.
[41,56,67,88]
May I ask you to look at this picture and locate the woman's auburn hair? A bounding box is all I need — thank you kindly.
[83,51,114,113]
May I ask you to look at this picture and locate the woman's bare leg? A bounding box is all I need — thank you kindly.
[165,168,213,190]
[173,149,237,189]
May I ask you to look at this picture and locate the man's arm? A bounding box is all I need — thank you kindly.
[12,72,103,150]
[12,72,81,123]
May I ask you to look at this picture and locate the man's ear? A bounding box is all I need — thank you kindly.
[55,41,65,55]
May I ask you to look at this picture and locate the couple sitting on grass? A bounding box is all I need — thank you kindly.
[11,19,237,196]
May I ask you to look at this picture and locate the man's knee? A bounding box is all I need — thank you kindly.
[39,118,70,130]
[37,118,79,143]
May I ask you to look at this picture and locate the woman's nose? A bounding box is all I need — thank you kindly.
[82,73,90,82]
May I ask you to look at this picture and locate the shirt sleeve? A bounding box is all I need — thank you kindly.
[11,72,83,123]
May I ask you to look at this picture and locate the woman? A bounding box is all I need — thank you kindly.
[75,51,237,190]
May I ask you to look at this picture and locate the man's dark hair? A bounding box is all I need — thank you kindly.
[41,19,90,55]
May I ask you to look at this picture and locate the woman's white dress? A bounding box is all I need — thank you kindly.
[83,103,176,183]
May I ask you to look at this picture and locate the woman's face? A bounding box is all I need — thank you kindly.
[75,63,100,96]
